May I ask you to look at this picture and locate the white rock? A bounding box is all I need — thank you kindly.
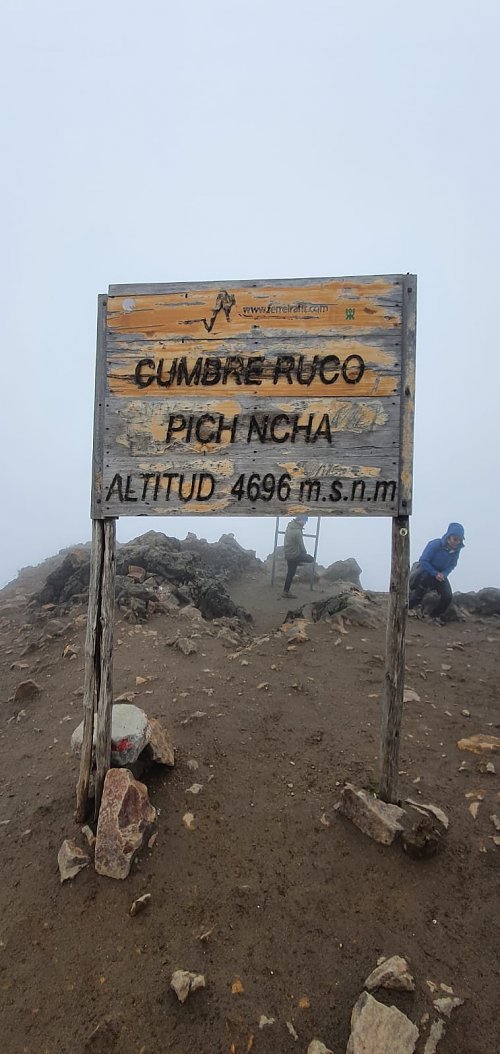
[129,893,151,916]
[171,969,205,1003]
[433,996,463,1017]
[58,839,89,882]
[347,992,419,1054]
[364,955,415,992]
[307,1041,334,1054]
[404,688,421,703]
[286,1020,299,1040]
[186,784,203,795]
[258,1015,275,1029]
[71,703,149,766]
[338,784,405,845]
[423,1019,446,1054]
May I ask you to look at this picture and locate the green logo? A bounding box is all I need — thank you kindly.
[345,308,355,320]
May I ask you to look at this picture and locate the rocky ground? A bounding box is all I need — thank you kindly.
[0,535,499,1054]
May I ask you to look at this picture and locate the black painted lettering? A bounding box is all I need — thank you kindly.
[201,358,222,385]
[247,415,269,443]
[222,356,244,385]
[176,357,203,386]
[269,414,291,443]
[196,473,216,500]
[273,355,295,384]
[166,414,186,443]
[153,472,162,500]
[374,480,396,502]
[329,480,343,501]
[140,472,156,500]
[124,475,138,502]
[342,354,365,384]
[318,355,340,384]
[291,415,314,442]
[296,355,317,386]
[134,359,155,388]
[311,414,332,443]
[156,358,177,387]
[179,474,196,502]
[105,473,124,502]
[215,415,239,444]
[244,356,264,385]
[351,480,365,501]
[195,414,217,444]
[162,472,178,499]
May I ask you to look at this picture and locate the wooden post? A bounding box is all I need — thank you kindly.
[75,518,116,823]
[75,520,104,822]
[94,518,116,819]
[379,515,410,803]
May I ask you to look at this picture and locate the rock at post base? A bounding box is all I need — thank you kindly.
[58,839,90,882]
[145,717,175,766]
[71,704,150,767]
[364,955,415,992]
[337,784,405,845]
[94,769,156,880]
[347,992,419,1054]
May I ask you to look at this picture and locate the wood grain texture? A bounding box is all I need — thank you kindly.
[94,519,116,821]
[398,276,417,515]
[106,277,402,342]
[75,519,103,822]
[91,297,108,519]
[379,516,410,802]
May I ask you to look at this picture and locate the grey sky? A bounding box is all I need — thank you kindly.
[1,0,498,592]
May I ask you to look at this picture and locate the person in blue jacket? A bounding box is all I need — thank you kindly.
[409,522,465,619]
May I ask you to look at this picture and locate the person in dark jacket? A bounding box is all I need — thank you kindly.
[282,515,314,598]
[409,522,465,619]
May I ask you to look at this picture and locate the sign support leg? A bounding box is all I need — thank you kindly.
[75,518,116,823]
[379,515,410,802]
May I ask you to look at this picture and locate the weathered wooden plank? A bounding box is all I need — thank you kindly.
[94,519,116,820]
[103,395,401,460]
[106,277,402,342]
[106,335,400,399]
[109,274,408,297]
[99,458,400,517]
[397,276,417,515]
[75,519,103,822]
[379,516,410,802]
[91,296,108,519]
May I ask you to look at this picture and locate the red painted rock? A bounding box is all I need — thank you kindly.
[95,769,156,880]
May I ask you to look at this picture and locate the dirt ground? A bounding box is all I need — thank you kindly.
[0,566,499,1054]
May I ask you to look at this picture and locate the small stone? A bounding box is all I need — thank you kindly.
[176,637,198,656]
[259,1015,275,1028]
[482,761,496,774]
[63,644,78,659]
[490,814,500,831]
[404,800,449,830]
[461,709,470,717]
[187,759,199,772]
[181,710,208,725]
[347,992,419,1054]
[114,691,136,703]
[403,688,421,703]
[129,893,151,916]
[286,1021,299,1040]
[432,996,464,1018]
[81,825,96,847]
[171,969,205,1003]
[338,784,405,845]
[364,955,415,993]
[186,783,203,795]
[441,664,451,671]
[94,769,156,880]
[232,977,244,994]
[146,718,175,766]
[468,801,480,819]
[135,675,147,685]
[457,734,500,754]
[13,680,41,703]
[58,839,89,882]
[183,812,195,830]
[257,682,269,690]
[307,1041,333,1054]
[423,1019,446,1054]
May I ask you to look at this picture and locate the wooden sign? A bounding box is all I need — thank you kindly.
[92,275,416,518]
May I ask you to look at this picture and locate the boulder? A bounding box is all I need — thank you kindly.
[320,558,362,587]
[94,769,156,879]
[58,839,90,882]
[347,992,419,1054]
[71,704,150,766]
[364,955,415,992]
[337,784,405,845]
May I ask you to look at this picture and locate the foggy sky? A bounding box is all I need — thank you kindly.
[1,0,499,592]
